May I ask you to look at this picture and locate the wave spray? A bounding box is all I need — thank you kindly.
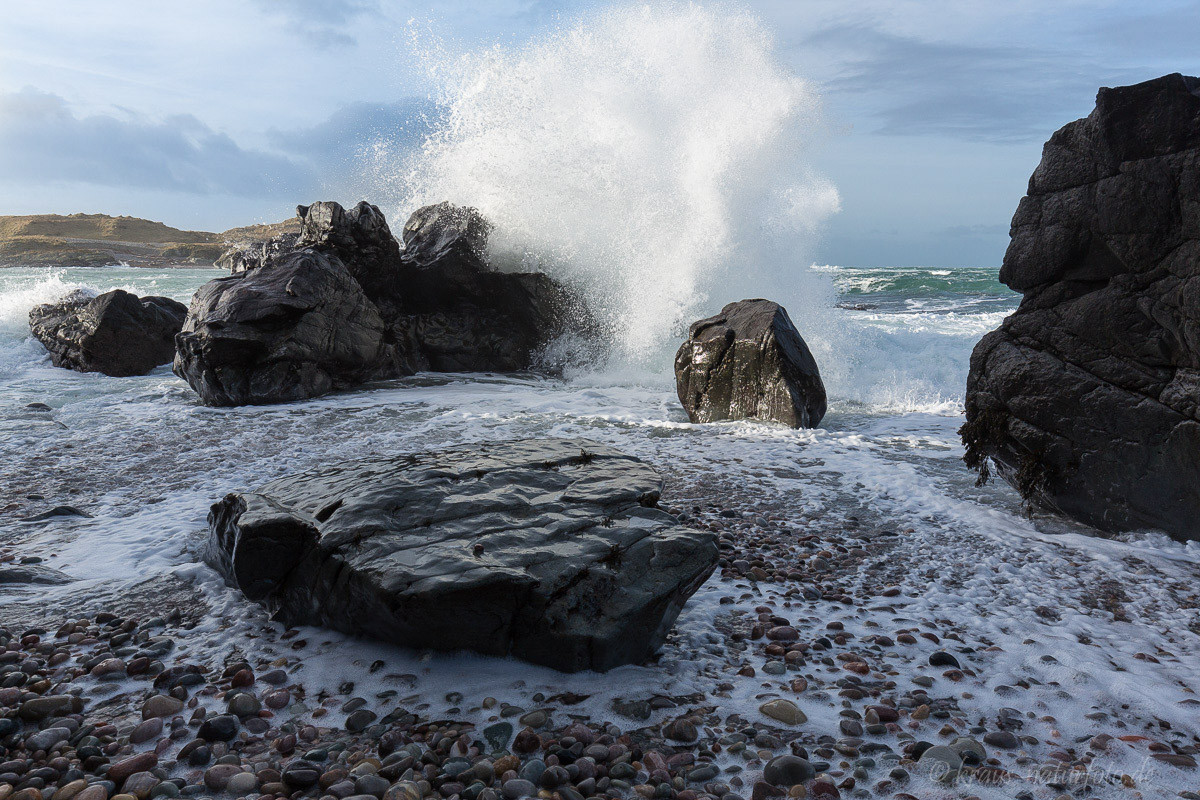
[370,3,841,376]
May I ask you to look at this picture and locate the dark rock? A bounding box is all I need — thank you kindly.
[387,202,593,373]
[20,505,91,522]
[218,231,299,274]
[282,760,321,789]
[399,201,490,269]
[173,249,406,406]
[106,753,157,785]
[178,201,593,406]
[197,714,239,741]
[612,699,652,721]
[751,781,785,800]
[0,565,71,585]
[962,73,1200,539]
[18,695,81,721]
[928,651,959,668]
[296,201,402,295]
[204,438,717,672]
[983,730,1020,750]
[29,289,186,376]
[345,709,377,733]
[675,299,825,428]
[663,717,698,743]
[762,755,814,787]
[512,728,541,754]
[483,722,513,752]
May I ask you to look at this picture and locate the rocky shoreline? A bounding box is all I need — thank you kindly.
[7,72,1200,800]
[5,452,1199,800]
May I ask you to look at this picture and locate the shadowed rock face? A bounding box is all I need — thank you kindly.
[205,438,718,672]
[174,250,408,406]
[179,201,592,405]
[963,73,1200,540]
[29,289,187,377]
[675,299,826,429]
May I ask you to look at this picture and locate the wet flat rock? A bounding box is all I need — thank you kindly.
[205,438,718,672]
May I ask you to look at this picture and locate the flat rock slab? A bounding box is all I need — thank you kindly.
[205,438,717,672]
[0,564,72,585]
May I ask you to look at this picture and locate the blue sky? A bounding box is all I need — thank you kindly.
[1,1,1197,266]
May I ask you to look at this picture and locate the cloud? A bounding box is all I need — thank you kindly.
[0,88,313,196]
[940,223,1010,239]
[803,24,1147,142]
[251,0,379,48]
[269,97,437,169]
[1090,1,1200,56]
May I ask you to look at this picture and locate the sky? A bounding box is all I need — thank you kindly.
[1,1,1197,267]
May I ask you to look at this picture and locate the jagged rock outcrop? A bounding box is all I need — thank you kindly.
[174,250,407,406]
[176,201,591,405]
[675,299,826,428]
[205,438,718,672]
[29,289,187,376]
[962,74,1200,540]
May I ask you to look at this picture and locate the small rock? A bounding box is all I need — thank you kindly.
[226,773,258,794]
[762,755,814,787]
[759,699,806,726]
[501,779,537,799]
[345,709,378,732]
[107,753,158,785]
[916,746,961,784]
[142,695,183,719]
[129,718,163,745]
[928,651,959,668]
[983,731,1019,750]
[484,721,513,751]
[197,713,239,741]
[664,717,699,743]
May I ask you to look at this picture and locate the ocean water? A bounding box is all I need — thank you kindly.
[5,263,1200,800]
[0,260,1019,600]
[0,261,1023,600]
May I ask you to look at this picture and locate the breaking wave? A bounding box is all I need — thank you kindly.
[367,3,841,372]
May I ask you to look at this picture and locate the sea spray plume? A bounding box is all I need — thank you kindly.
[371,3,841,374]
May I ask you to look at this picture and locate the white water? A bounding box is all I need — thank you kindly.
[371,3,841,370]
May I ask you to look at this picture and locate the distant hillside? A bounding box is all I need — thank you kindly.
[0,213,217,244]
[218,219,301,248]
[0,213,297,268]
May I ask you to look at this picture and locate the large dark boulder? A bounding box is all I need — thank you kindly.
[30,289,186,377]
[675,299,826,428]
[962,74,1200,539]
[178,201,591,405]
[174,250,408,406]
[205,438,718,672]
